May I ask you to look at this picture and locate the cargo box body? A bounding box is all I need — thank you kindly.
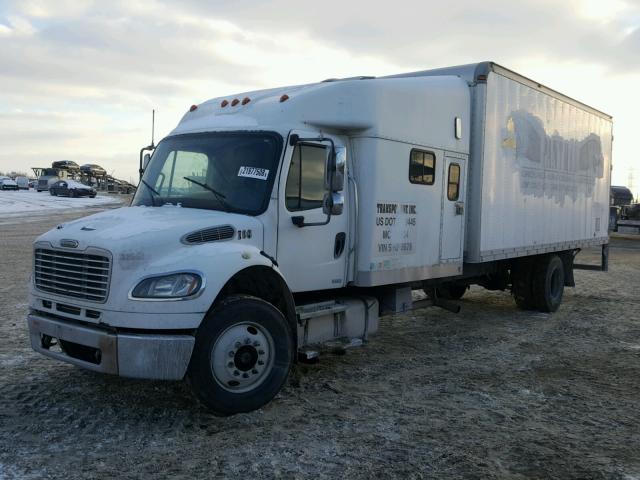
[388,62,612,265]
[466,66,612,262]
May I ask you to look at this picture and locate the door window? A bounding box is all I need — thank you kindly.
[285,144,326,211]
[447,163,461,201]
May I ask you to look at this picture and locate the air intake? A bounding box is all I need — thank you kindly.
[182,225,235,244]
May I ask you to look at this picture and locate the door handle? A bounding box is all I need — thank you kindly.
[334,232,346,258]
[455,202,464,215]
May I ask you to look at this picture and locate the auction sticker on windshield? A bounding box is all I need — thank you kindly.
[238,166,269,180]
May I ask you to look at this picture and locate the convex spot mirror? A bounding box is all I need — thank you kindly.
[322,191,344,216]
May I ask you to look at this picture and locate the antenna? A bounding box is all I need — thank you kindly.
[151,109,155,147]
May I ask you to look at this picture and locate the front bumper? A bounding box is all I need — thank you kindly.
[27,314,195,380]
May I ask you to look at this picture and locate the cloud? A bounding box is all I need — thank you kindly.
[0,0,638,185]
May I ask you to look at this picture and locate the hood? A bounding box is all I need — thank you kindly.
[37,205,263,254]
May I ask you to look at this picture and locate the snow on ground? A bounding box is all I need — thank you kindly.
[0,189,126,221]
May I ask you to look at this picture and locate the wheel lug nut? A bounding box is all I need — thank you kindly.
[233,370,240,376]
[258,350,265,355]
[253,341,260,347]
[257,360,264,366]
[228,351,234,357]
[245,338,251,345]
[227,362,234,368]
[242,373,249,378]
[235,342,241,348]
[252,369,258,374]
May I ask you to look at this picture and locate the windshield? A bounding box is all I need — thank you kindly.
[132,132,282,214]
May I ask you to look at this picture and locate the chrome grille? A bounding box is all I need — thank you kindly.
[34,248,111,302]
[182,225,235,244]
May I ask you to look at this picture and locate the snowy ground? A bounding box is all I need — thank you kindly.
[0,212,639,478]
[0,189,127,224]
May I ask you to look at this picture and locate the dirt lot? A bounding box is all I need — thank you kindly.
[1,208,639,479]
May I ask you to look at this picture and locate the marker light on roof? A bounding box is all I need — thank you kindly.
[221,100,229,108]
[189,104,198,112]
[279,94,289,103]
[242,97,251,105]
[231,98,240,106]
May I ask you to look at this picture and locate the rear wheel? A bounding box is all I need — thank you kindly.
[511,259,536,310]
[49,189,56,196]
[188,295,294,415]
[532,255,565,312]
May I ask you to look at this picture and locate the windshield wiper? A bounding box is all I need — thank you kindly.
[183,176,231,212]
[139,178,160,206]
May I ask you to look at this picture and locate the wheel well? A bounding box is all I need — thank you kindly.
[213,266,297,343]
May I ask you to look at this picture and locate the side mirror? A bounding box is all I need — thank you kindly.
[323,146,345,191]
[323,148,336,191]
[143,153,151,171]
[332,146,346,191]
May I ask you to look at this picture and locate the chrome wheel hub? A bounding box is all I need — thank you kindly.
[211,322,274,393]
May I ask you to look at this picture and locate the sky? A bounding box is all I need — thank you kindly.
[0,0,638,195]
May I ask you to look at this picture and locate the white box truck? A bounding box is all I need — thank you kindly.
[27,62,612,415]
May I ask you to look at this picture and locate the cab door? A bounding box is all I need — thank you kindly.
[440,154,467,262]
[276,131,348,292]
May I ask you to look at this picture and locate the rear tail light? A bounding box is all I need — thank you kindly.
[231,98,240,106]
[280,94,289,103]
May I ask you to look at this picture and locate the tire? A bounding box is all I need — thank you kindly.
[511,259,536,310]
[70,190,77,198]
[532,255,565,313]
[49,189,56,196]
[188,295,294,415]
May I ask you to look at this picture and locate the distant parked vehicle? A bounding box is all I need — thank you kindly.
[609,206,620,232]
[611,186,634,207]
[49,180,96,198]
[80,164,107,176]
[621,203,640,221]
[36,168,63,192]
[0,176,19,190]
[15,176,30,190]
[52,160,80,173]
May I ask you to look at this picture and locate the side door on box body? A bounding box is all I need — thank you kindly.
[440,153,468,263]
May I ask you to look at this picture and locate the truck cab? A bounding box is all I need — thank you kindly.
[27,75,470,414]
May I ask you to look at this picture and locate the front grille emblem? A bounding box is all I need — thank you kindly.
[60,239,79,248]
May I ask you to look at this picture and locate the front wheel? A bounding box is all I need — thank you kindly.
[188,295,294,415]
[49,189,56,196]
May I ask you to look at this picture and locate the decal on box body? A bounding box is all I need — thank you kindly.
[371,201,417,270]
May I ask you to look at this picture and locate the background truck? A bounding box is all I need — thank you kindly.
[33,167,69,192]
[27,62,612,415]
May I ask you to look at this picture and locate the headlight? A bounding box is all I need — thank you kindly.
[131,272,203,299]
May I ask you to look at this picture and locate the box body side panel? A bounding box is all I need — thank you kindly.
[467,73,612,262]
